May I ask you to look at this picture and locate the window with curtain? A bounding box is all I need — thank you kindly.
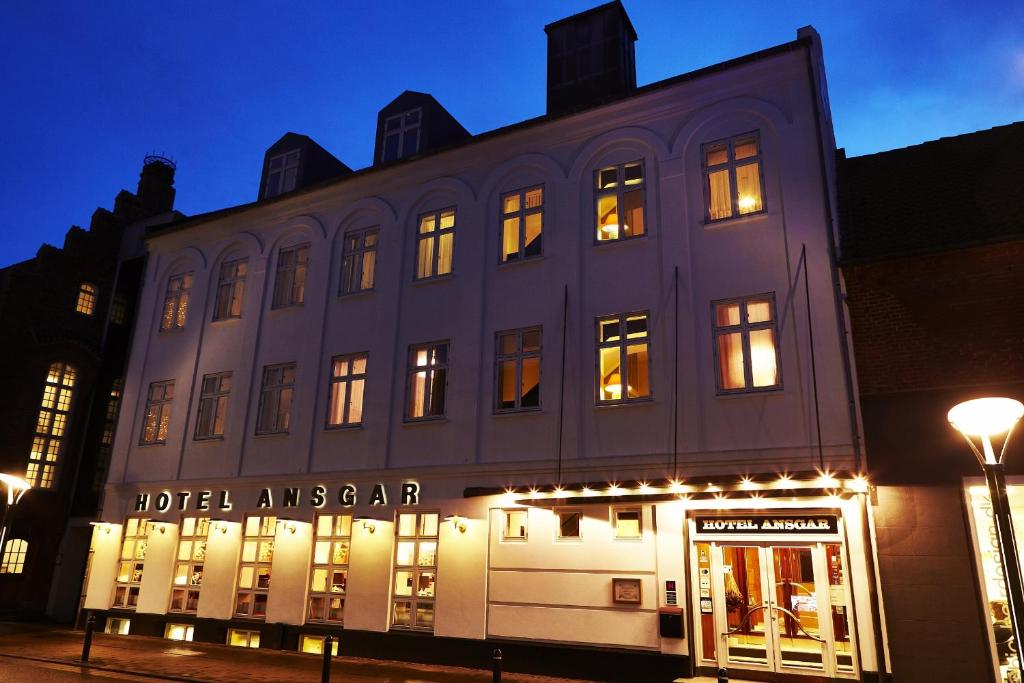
[75,283,97,315]
[195,372,231,439]
[340,228,377,294]
[596,312,651,404]
[26,362,76,488]
[272,244,309,308]
[160,273,192,331]
[595,162,645,242]
[257,364,295,434]
[495,327,541,412]
[712,294,780,392]
[327,353,366,427]
[500,187,543,262]
[415,209,455,280]
[406,342,448,420]
[213,258,247,320]
[140,380,174,445]
[703,133,764,222]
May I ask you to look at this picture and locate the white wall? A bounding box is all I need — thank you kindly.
[197,521,241,619]
[136,521,177,614]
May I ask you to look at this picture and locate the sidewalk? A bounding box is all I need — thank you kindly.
[0,624,596,683]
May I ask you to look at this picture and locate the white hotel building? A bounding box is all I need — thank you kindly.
[83,3,887,680]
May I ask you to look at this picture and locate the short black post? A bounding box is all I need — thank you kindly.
[717,667,728,683]
[492,647,502,683]
[320,636,333,683]
[81,613,95,663]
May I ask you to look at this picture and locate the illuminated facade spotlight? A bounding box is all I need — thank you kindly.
[669,480,686,494]
[776,474,793,488]
[705,483,722,493]
[816,471,839,488]
[848,475,870,494]
[739,477,758,491]
[637,482,654,495]
[607,483,623,496]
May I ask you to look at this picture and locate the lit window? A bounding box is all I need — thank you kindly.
[381,109,421,163]
[164,623,194,642]
[500,187,543,262]
[300,634,339,656]
[94,379,123,493]
[213,258,248,321]
[110,295,128,325]
[265,150,300,198]
[195,372,231,440]
[596,312,651,404]
[392,512,438,631]
[495,327,541,412]
[25,362,76,488]
[227,628,260,648]
[160,273,192,331]
[704,133,764,221]
[257,364,295,434]
[502,510,528,540]
[0,539,28,574]
[113,518,149,609]
[613,509,641,539]
[140,380,174,445]
[327,354,366,428]
[76,283,97,315]
[307,514,352,623]
[595,162,645,242]
[105,618,131,635]
[557,511,581,540]
[169,517,209,613]
[235,515,276,619]
[712,295,780,393]
[272,244,309,308]
[406,342,448,420]
[415,209,455,280]
[340,228,378,294]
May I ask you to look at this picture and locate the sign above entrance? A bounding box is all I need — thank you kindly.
[694,514,839,535]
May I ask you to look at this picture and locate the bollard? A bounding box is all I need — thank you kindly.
[492,648,502,683]
[81,613,95,663]
[717,666,728,683]
[320,635,333,683]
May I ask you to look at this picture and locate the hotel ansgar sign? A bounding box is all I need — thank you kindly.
[694,514,839,535]
[132,481,421,513]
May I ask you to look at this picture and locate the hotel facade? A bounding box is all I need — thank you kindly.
[82,4,887,680]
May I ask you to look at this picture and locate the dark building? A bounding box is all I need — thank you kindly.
[840,121,1024,682]
[0,156,179,622]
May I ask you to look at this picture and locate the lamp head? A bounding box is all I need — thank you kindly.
[0,474,31,506]
[948,397,1024,465]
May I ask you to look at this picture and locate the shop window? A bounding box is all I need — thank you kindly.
[170,517,209,613]
[415,209,455,280]
[195,372,231,440]
[140,380,174,445]
[164,623,194,642]
[406,342,448,420]
[557,511,581,540]
[213,258,248,321]
[340,228,377,294]
[235,515,276,619]
[76,283,97,315]
[327,354,366,428]
[613,509,641,539]
[703,133,764,222]
[500,186,543,262]
[265,150,300,198]
[272,244,309,308]
[381,108,421,163]
[105,618,131,635]
[0,539,27,573]
[160,273,192,331]
[392,512,439,631]
[308,514,352,623]
[595,162,645,242]
[712,295,780,393]
[596,312,651,404]
[299,634,340,656]
[494,327,541,412]
[113,518,149,609]
[502,510,528,541]
[256,364,295,434]
[26,361,76,488]
[227,628,260,648]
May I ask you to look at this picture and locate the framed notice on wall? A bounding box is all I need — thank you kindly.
[612,578,642,604]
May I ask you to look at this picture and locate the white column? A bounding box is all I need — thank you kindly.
[344,519,394,632]
[84,524,122,610]
[654,501,688,656]
[265,520,313,625]
[137,521,178,614]
[434,505,487,640]
[197,521,242,619]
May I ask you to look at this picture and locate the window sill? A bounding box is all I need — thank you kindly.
[157,327,186,335]
[137,441,168,447]
[337,288,374,300]
[325,423,364,431]
[412,274,453,287]
[594,398,655,409]
[497,255,545,270]
[193,435,225,443]
[714,386,783,399]
[704,210,768,229]
[492,408,545,418]
[269,303,305,312]
[210,316,242,325]
[254,430,290,438]
[592,234,649,248]
[401,417,448,426]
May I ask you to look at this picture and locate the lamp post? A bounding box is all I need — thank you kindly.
[0,473,31,552]
[948,396,1024,676]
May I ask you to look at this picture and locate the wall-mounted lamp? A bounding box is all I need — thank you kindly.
[354,516,376,534]
[210,519,231,534]
[156,524,167,534]
[89,521,112,535]
[276,519,297,535]
[444,514,467,534]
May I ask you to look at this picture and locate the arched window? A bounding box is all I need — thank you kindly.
[0,539,27,574]
[76,283,97,316]
[26,362,76,488]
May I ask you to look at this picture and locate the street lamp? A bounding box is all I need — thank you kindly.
[0,473,31,552]
[949,396,1024,676]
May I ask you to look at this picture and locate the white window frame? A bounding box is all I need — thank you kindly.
[140,380,174,445]
[326,353,367,428]
[555,509,583,541]
[405,341,448,421]
[340,227,378,295]
[256,363,295,435]
[265,149,300,197]
[272,244,309,309]
[391,511,439,631]
[212,258,247,321]
[501,509,529,541]
[169,517,209,613]
[381,108,422,163]
[195,372,231,440]
[711,293,782,394]
[112,518,149,609]
[612,507,643,540]
[595,311,652,405]
[307,513,352,624]
[702,131,766,223]
[415,208,455,280]
[160,273,192,331]
[234,515,276,619]
[499,185,544,262]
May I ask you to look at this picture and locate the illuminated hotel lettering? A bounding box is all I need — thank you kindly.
[338,485,356,506]
[311,485,326,507]
[197,490,211,510]
[369,483,387,506]
[131,483,418,513]
[283,487,300,508]
[401,482,419,505]
[695,514,839,535]
[257,489,273,508]
[176,491,191,510]
[217,490,232,510]
[155,491,171,512]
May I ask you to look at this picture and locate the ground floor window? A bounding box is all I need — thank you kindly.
[235,515,276,618]
[392,512,439,630]
[164,623,194,641]
[227,628,260,648]
[170,516,208,613]
[113,518,149,609]
[105,618,130,635]
[307,514,351,623]
[299,634,339,655]
[0,539,27,573]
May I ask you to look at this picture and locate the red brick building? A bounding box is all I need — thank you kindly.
[840,121,1024,682]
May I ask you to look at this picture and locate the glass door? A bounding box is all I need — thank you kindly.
[769,546,826,672]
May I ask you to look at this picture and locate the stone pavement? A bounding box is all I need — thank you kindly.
[0,623,597,683]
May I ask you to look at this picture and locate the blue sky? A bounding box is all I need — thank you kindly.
[0,0,1021,267]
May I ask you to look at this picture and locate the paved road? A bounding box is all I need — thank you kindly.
[0,657,156,681]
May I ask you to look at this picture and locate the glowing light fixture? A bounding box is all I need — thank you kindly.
[89,521,113,535]
[354,516,376,534]
[637,482,654,495]
[607,483,623,496]
[848,475,869,494]
[948,397,1024,465]
[816,471,839,489]
[0,474,30,507]
[669,480,686,494]
[705,483,721,493]
[739,477,758,491]
[444,514,467,534]
[738,195,757,211]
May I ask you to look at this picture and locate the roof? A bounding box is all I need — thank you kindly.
[146,34,810,240]
[838,121,1024,262]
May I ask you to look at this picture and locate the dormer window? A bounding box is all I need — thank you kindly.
[381,109,421,163]
[265,150,300,198]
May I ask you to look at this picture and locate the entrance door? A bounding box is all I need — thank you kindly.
[698,542,857,679]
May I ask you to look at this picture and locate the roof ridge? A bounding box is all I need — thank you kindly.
[846,120,1024,161]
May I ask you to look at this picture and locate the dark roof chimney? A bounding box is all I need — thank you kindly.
[544,1,637,115]
[137,155,176,215]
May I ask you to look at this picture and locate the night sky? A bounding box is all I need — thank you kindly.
[1,0,1021,268]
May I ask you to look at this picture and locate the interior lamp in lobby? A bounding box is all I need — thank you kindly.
[948,396,1024,676]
